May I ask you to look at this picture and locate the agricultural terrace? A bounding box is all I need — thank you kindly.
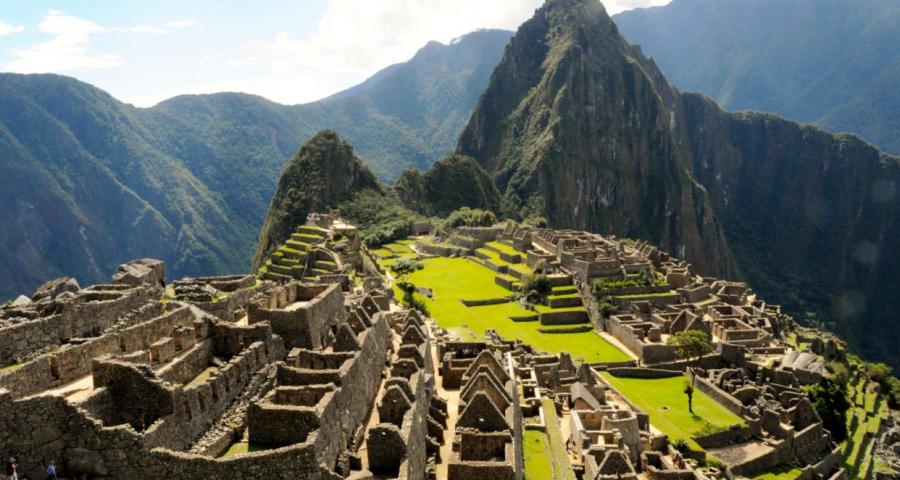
[601,373,745,450]
[844,374,890,478]
[376,248,630,363]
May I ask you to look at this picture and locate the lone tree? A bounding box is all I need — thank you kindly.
[390,258,424,309]
[668,330,714,413]
[806,378,850,442]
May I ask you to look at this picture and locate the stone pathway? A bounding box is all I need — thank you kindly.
[597,331,639,361]
[430,323,460,480]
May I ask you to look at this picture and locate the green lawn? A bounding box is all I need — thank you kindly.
[185,366,218,389]
[219,441,268,457]
[541,398,576,480]
[601,373,745,450]
[477,247,532,276]
[750,465,804,480]
[398,257,630,363]
[524,430,554,480]
[486,241,521,255]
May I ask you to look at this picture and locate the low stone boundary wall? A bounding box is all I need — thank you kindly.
[547,274,574,287]
[611,293,681,307]
[599,284,673,296]
[538,325,593,334]
[693,375,753,419]
[592,360,637,369]
[195,275,256,292]
[539,309,589,325]
[548,295,582,308]
[450,235,482,250]
[494,275,519,291]
[416,241,469,257]
[461,298,510,307]
[692,422,758,449]
[482,259,509,274]
[606,367,682,379]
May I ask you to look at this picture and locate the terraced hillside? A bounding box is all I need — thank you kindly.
[368,235,631,364]
[257,223,343,283]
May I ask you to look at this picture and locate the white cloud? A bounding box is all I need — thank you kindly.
[0,21,25,36]
[605,0,671,14]
[226,0,671,104]
[233,0,544,80]
[4,11,118,73]
[166,20,197,28]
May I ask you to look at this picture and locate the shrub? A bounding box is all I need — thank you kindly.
[391,258,424,309]
[521,215,549,228]
[437,207,497,232]
[672,439,690,454]
[704,456,727,470]
[805,378,849,442]
[519,272,551,303]
[411,297,430,316]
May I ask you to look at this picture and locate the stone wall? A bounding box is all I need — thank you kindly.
[538,310,589,325]
[0,388,343,479]
[249,283,345,350]
[693,376,753,418]
[0,284,157,365]
[606,367,682,379]
[0,303,188,398]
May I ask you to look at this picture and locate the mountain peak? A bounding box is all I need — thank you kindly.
[456,0,736,276]
[253,130,381,266]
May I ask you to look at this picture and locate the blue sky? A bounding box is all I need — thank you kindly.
[0,0,670,107]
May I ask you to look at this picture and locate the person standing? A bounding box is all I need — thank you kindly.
[5,457,17,480]
[46,462,58,480]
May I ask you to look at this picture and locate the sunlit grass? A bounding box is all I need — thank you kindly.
[601,373,745,450]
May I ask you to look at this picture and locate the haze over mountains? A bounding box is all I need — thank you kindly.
[614,0,900,155]
[0,29,511,300]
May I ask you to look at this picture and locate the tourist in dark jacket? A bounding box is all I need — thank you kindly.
[5,457,17,480]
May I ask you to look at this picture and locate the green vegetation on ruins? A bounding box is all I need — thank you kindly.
[378,254,630,364]
[842,369,891,478]
[523,430,553,480]
[749,465,804,480]
[541,398,577,480]
[601,373,745,451]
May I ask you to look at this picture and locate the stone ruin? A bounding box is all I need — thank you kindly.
[258,212,358,285]
[0,216,449,479]
[419,222,851,480]
[0,215,876,480]
[447,349,524,480]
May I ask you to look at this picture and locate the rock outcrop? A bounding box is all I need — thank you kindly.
[456,0,737,277]
[254,130,383,267]
[395,154,501,217]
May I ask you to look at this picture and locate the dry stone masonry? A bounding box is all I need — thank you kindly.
[0,215,446,480]
[1,214,889,480]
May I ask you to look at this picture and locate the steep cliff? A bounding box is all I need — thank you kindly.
[681,94,900,365]
[253,130,382,266]
[394,154,501,217]
[615,0,900,155]
[457,0,737,277]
